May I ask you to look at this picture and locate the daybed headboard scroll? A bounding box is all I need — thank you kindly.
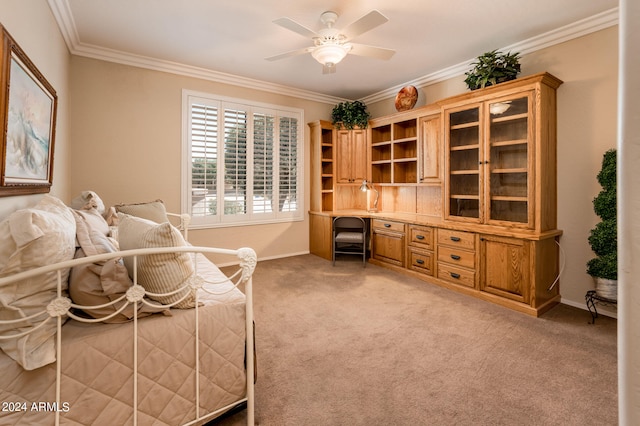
[237,247,257,284]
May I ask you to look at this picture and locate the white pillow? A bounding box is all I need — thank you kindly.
[117,214,196,308]
[0,195,76,370]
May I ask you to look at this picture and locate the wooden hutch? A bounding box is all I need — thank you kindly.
[309,72,563,316]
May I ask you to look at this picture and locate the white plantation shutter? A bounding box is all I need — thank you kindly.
[183,91,303,227]
[279,116,298,213]
[189,102,218,217]
[253,112,275,214]
[223,108,248,217]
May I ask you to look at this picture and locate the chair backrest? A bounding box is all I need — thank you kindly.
[333,216,366,233]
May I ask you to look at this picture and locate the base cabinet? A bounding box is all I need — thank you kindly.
[371,219,405,267]
[309,213,332,260]
[479,235,530,303]
[407,225,434,276]
[436,229,477,289]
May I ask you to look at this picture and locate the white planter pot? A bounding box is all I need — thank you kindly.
[595,277,618,301]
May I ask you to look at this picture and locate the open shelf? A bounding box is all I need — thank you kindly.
[370,117,419,184]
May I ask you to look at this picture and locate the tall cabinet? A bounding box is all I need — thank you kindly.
[444,73,561,232]
[441,73,563,315]
[309,121,368,260]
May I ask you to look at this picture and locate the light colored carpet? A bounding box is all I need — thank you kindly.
[213,254,617,426]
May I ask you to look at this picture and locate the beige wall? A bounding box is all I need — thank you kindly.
[0,0,71,219]
[69,57,332,261]
[0,0,618,309]
[369,27,618,311]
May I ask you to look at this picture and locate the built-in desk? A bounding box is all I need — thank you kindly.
[309,209,562,317]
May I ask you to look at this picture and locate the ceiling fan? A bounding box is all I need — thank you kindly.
[266,10,395,74]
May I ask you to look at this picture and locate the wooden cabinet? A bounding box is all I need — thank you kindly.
[479,235,529,303]
[371,219,405,267]
[310,122,367,211]
[309,121,335,211]
[369,117,418,184]
[444,73,562,231]
[418,114,441,184]
[407,224,434,276]
[309,73,563,317]
[309,212,332,260]
[335,129,367,184]
[479,234,560,314]
[436,229,477,289]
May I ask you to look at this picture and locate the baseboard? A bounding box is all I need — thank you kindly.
[216,250,310,267]
[561,297,618,319]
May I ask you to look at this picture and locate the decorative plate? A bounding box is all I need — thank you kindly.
[394,86,419,111]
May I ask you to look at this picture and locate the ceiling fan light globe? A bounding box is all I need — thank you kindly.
[311,44,349,66]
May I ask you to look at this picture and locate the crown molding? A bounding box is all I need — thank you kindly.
[48,0,617,105]
[360,7,619,104]
[46,0,347,105]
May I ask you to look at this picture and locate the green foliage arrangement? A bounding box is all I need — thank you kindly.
[586,149,617,280]
[331,100,371,129]
[464,50,521,91]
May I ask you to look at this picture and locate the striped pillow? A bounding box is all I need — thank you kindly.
[118,214,196,308]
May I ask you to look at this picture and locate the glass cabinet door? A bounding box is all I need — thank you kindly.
[486,95,532,226]
[446,105,482,221]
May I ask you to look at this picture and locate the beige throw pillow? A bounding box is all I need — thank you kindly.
[117,214,196,308]
[115,200,168,223]
[69,210,169,322]
[0,195,76,370]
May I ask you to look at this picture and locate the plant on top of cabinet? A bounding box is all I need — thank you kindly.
[587,149,617,299]
[331,100,371,129]
[464,50,521,91]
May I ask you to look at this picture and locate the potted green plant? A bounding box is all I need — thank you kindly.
[586,149,617,300]
[464,50,521,91]
[331,100,371,129]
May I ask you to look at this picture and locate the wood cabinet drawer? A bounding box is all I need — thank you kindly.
[437,229,476,251]
[372,219,405,233]
[408,225,434,250]
[438,246,475,269]
[437,262,476,288]
[408,249,433,276]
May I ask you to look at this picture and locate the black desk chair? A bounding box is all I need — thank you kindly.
[332,216,367,267]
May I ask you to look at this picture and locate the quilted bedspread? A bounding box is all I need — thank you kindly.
[0,256,247,426]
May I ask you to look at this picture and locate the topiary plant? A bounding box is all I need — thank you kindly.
[464,50,521,91]
[331,100,371,129]
[586,149,617,280]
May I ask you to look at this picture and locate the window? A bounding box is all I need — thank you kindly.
[182,90,304,227]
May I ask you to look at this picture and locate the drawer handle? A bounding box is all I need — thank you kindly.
[416,235,425,240]
[384,223,391,228]
[450,236,461,242]
[450,272,461,279]
[450,254,461,260]
[416,259,425,265]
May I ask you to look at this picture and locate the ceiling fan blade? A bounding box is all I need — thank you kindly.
[265,47,313,61]
[348,43,395,60]
[341,10,389,41]
[273,17,319,39]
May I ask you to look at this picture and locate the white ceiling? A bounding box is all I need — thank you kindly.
[48,0,618,103]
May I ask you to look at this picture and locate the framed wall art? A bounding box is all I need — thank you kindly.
[0,24,57,197]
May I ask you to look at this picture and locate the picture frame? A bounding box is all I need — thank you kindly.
[0,24,57,197]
